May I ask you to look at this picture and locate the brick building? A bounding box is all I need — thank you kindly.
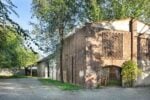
[60,18,150,87]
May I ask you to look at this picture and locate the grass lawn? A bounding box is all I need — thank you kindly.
[0,75,28,79]
[39,79,82,91]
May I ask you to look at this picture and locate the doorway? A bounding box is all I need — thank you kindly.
[104,65,122,86]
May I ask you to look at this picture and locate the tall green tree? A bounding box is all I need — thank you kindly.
[0,0,38,69]
[0,26,38,68]
[83,0,150,23]
[32,0,80,82]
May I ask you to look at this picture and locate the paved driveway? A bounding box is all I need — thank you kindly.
[0,78,150,100]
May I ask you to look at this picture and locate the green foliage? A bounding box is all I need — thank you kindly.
[0,27,38,68]
[83,0,150,23]
[39,79,81,91]
[108,0,150,21]
[0,0,38,69]
[84,0,102,22]
[32,0,79,34]
[121,60,141,87]
[0,0,30,40]
[0,0,18,24]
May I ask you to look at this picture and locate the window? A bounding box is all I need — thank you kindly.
[102,32,123,59]
[139,38,150,60]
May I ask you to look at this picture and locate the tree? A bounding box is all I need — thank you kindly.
[0,0,16,23]
[0,0,39,68]
[0,26,38,68]
[83,0,103,22]
[0,0,31,38]
[83,0,150,23]
[32,0,80,82]
[30,21,59,53]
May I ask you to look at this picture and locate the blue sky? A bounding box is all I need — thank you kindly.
[10,0,36,32]
[9,0,46,57]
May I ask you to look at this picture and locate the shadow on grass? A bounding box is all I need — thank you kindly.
[39,79,82,91]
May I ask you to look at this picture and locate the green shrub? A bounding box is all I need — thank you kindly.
[121,60,141,87]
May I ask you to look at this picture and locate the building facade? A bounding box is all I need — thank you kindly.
[61,18,150,87]
[36,55,58,80]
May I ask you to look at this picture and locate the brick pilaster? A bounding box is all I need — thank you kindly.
[130,19,138,62]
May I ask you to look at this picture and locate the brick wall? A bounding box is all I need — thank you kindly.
[85,24,131,87]
[61,19,150,87]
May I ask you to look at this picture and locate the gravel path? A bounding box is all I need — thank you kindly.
[0,78,150,100]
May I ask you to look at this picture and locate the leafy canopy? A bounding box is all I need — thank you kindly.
[83,0,150,23]
[0,27,38,68]
[0,0,38,68]
[32,0,81,35]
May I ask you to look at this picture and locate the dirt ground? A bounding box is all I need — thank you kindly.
[0,78,150,100]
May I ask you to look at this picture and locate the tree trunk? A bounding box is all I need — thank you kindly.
[25,67,28,76]
[59,28,64,83]
[47,62,50,78]
[30,66,32,76]
[130,18,134,61]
